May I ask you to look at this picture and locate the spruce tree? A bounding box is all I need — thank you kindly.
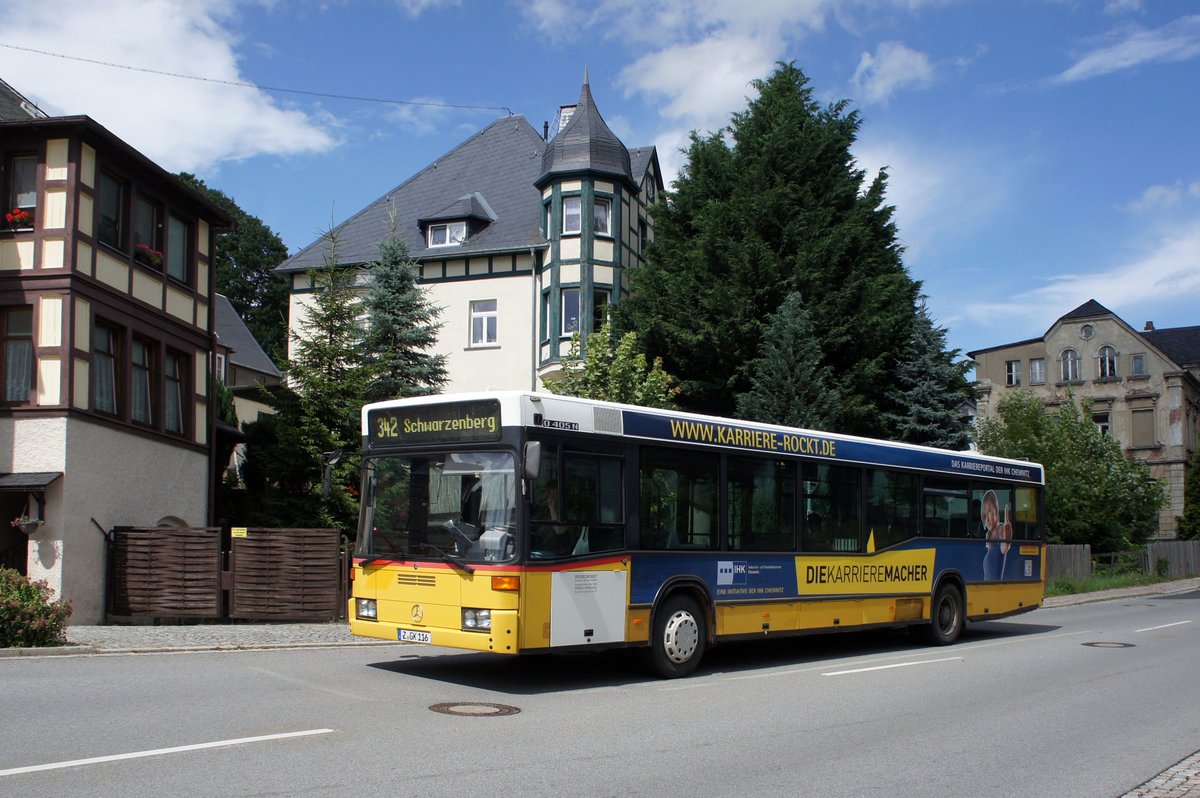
[617,62,920,437]
[270,228,369,529]
[882,298,974,449]
[735,292,839,431]
[361,234,447,402]
[1178,450,1200,540]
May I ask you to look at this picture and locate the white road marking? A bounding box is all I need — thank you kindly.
[1135,620,1191,633]
[0,729,334,777]
[822,656,962,676]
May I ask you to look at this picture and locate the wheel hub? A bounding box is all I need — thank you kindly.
[663,610,699,663]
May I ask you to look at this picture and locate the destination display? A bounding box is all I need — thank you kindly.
[367,399,502,447]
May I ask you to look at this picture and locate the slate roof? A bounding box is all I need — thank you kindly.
[215,294,281,378]
[1142,325,1200,368]
[277,115,550,273]
[968,298,1200,372]
[537,76,633,189]
[1059,299,1117,320]
[0,78,47,121]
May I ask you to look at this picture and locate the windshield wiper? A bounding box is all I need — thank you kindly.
[425,544,475,575]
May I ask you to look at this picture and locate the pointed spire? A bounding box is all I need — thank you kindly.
[537,73,633,188]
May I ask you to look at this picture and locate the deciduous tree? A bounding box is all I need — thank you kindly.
[977,390,1164,550]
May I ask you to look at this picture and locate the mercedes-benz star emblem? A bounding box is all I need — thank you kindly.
[411,604,424,623]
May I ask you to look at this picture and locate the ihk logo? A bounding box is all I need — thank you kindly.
[717,561,748,586]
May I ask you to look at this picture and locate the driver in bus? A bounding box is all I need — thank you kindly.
[532,484,575,556]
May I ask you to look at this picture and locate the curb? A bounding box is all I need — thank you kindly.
[0,644,94,658]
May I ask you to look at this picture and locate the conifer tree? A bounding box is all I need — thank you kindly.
[1178,450,1200,541]
[735,292,839,430]
[361,232,447,402]
[617,62,919,437]
[882,298,974,449]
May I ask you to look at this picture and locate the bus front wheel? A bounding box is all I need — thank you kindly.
[648,595,706,678]
[921,583,964,645]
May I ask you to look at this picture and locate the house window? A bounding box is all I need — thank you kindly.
[1060,348,1080,382]
[166,214,189,282]
[165,350,185,434]
[93,321,119,415]
[134,195,162,268]
[2,307,34,402]
[539,291,550,342]
[1097,345,1117,378]
[1093,412,1110,436]
[563,196,582,234]
[131,338,154,425]
[593,198,611,236]
[593,288,610,329]
[427,221,466,247]
[1029,358,1046,385]
[1005,360,1021,386]
[561,287,580,335]
[1131,408,1155,448]
[215,352,227,384]
[1131,353,1147,376]
[470,299,497,346]
[97,170,127,249]
[638,218,648,255]
[7,154,37,229]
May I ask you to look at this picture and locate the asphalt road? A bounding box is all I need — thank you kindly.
[3,590,1199,797]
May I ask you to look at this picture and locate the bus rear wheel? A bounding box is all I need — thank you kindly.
[648,595,706,678]
[920,583,964,645]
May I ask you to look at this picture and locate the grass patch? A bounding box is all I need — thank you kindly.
[1046,571,1166,597]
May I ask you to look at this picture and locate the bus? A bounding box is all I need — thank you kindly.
[348,391,1044,677]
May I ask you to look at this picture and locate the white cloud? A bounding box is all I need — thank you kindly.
[961,218,1200,335]
[1055,14,1200,83]
[0,0,337,172]
[852,41,935,104]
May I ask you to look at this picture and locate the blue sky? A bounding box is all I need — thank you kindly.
[2,0,1197,359]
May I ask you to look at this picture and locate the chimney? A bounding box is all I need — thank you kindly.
[1144,321,1155,331]
[543,121,549,141]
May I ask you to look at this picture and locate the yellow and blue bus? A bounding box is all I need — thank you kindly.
[349,392,1044,677]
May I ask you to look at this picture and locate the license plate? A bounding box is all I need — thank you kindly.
[399,629,431,644]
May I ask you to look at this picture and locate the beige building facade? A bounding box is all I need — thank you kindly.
[970,300,1200,539]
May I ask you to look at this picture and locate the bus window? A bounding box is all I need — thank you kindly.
[921,478,969,537]
[802,463,862,552]
[530,446,625,558]
[639,447,719,550]
[865,469,919,550]
[728,456,796,551]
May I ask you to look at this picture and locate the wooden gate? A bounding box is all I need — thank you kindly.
[108,526,348,622]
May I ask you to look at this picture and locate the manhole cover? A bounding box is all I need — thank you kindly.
[429,702,520,717]
[1082,642,1135,648]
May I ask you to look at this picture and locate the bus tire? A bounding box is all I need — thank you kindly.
[921,582,964,645]
[648,595,706,678]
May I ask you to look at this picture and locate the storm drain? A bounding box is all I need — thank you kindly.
[429,702,521,717]
[1082,642,1136,648]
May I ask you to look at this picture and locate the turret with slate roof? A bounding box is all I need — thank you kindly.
[277,74,662,392]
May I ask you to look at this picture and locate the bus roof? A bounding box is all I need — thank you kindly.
[362,391,1045,486]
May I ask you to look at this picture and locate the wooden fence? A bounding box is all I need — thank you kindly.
[108,526,350,622]
[1046,541,1200,582]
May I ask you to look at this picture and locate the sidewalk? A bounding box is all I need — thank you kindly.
[0,621,401,658]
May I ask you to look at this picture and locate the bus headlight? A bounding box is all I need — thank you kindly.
[356,599,378,620]
[462,608,491,631]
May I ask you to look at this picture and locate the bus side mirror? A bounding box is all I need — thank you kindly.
[524,441,541,480]
[321,451,342,498]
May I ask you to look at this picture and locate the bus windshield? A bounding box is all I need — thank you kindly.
[357,451,517,564]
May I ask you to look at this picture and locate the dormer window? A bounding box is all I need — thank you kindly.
[428,221,466,247]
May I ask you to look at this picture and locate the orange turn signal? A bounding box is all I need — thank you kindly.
[491,575,520,591]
